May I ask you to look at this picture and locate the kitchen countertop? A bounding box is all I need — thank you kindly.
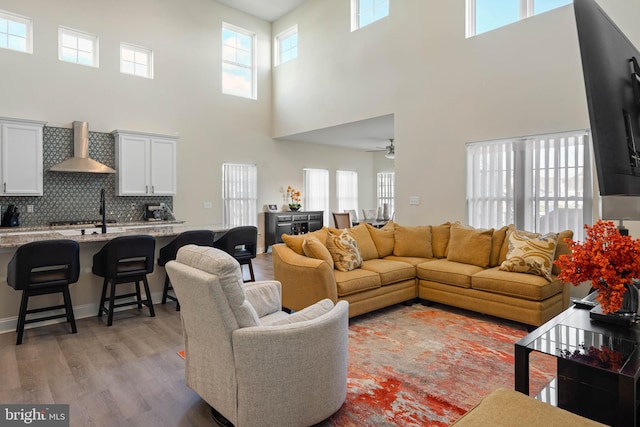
[0,221,229,249]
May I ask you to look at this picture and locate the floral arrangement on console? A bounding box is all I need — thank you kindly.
[286,186,302,211]
[554,220,640,314]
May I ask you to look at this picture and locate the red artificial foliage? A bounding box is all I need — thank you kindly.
[554,220,640,314]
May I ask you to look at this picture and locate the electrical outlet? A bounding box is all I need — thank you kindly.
[204,202,213,209]
[409,196,420,206]
[26,205,34,213]
[130,202,137,210]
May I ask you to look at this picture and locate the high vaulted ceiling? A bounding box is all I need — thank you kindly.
[215,0,307,22]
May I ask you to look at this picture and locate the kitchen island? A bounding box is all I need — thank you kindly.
[0,222,227,335]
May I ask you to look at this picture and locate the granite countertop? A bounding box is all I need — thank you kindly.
[0,221,228,249]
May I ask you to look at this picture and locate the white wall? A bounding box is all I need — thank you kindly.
[0,0,376,246]
[273,0,640,228]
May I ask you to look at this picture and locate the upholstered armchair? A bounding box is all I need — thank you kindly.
[166,245,349,427]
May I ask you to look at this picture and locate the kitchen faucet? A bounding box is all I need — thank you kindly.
[100,188,106,234]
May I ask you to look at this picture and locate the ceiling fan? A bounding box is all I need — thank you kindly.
[368,139,395,159]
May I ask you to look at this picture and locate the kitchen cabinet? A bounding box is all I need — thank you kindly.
[112,130,177,196]
[264,211,323,252]
[0,117,46,196]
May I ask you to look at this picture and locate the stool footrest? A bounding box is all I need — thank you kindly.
[24,312,69,325]
[26,304,66,315]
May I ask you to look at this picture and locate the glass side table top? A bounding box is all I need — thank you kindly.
[526,324,637,374]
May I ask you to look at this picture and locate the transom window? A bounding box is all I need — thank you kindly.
[0,9,32,53]
[222,163,257,227]
[58,27,99,67]
[222,23,256,99]
[466,0,572,37]
[351,0,389,31]
[275,25,298,66]
[120,43,153,79]
[466,130,592,240]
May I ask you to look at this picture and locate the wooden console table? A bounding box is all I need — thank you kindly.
[264,211,323,252]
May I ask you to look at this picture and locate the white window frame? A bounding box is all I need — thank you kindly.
[58,26,99,67]
[120,42,153,79]
[351,0,390,32]
[377,172,395,218]
[275,25,298,66]
[222,22,256,100]
[0,9,32,54]
[466,0,572,38]
[303,168,330,225]
[466,130,592,240]
[222,163,258,227]
[336,170,358,214]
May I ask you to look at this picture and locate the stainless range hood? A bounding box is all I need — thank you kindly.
[49,121,116,174]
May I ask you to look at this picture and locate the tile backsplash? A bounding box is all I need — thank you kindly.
[0,126,172,227]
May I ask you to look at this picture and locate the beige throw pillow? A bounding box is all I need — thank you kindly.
[326,230,363,272]
[366,221,395,258]
[499,231,558,281]
[302,236,334,269]
[393,224,433,258]
[447,223,494,268]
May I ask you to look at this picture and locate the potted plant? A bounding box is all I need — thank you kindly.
[286,186,302,211]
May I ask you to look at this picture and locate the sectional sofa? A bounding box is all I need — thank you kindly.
[271,221,572,327]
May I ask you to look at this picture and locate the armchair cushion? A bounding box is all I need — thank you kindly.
[269,299,335,325]
[243,281,282,318]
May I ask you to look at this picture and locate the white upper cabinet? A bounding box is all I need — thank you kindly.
[0,117,45,196]
[112,130,177,196]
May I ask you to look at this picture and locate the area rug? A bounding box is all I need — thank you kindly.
[318,303,556,427]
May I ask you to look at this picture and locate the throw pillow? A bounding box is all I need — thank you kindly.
[366,220,395,258]
[489,225,509,267]
[282,227,328,255]
[393,224,433,258]
[269,299,335,325]
[431,222,451,258]
[552,230,574,276]
[347,223,380,261]
[499,231,558,281]
[326,230,363,272]
[446,223,494,268]
[498,225,538,265]
[302,236,334,269]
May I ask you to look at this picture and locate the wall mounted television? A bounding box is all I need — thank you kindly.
[574,0,640,195]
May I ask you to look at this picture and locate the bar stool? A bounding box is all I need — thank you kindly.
[213,226,258,282]
[92,235,156,326]
[7,240,80,345]
[158,230,215,311]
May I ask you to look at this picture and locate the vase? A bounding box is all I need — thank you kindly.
[590,282,639,326]
[289,205,301,212]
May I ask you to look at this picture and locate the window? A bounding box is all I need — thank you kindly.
[377,172,395,218]
[58,27,99,67]
[275,25,297,66]
[466,0,572,37]
[351,0,389,31]
[120,43,153,79]
[222,23,255,99]
[0,10,32,53]
[336,170,358,214]
[303,168,329,225]
[466,130,592,240]
[222,163,257,227]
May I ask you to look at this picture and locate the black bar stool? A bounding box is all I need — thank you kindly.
[213,226,258,282]
[92,235,156,326]
[7,240,80,345]
[157,230,215,311]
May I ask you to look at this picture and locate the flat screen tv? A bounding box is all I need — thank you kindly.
[574,0,640,195]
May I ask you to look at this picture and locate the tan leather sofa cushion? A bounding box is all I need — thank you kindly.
[552,230,573,275]
[347,223,380,261]
[472,267,564,301]
[431,222,451,258]
[361,259,415,286]
[302,235,334,269]
[489,225,509,267]
[447,223,494,268]
[366,221,395,258]
[282,227,328,255]
[334,268,381,296]
[394,224,433,258]
[416,259,485,288]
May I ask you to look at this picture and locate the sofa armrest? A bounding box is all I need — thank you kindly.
[272,243,338,312]
[244,280,282,318]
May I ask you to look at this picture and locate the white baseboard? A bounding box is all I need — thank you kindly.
[0,291,167,335]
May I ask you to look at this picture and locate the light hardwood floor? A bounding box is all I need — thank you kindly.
[0,253,274,427]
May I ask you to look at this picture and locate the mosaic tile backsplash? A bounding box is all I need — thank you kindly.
[0,126,173,227]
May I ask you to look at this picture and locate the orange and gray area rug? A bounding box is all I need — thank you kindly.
[320,303,555,426]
